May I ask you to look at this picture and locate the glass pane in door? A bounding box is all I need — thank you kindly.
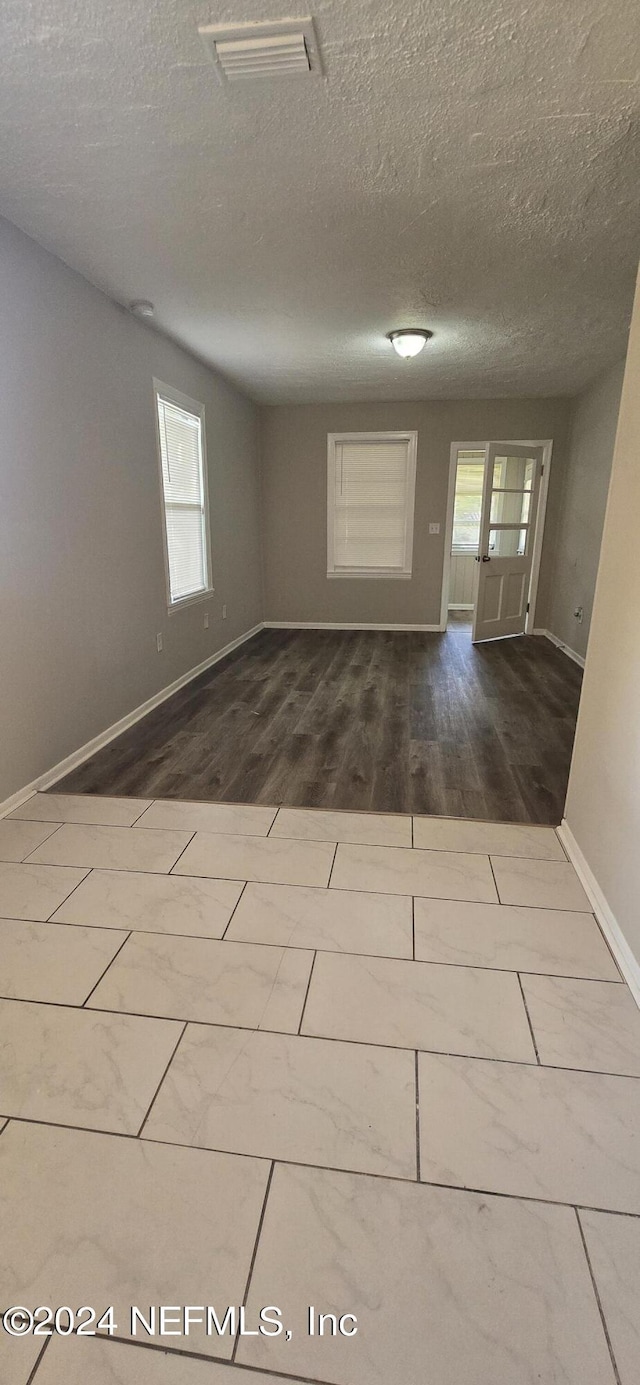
[490,488,531,525]
[491,455,535,490]
[488,527,528,557]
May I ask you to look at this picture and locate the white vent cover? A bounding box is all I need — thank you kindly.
[198,17,322,83]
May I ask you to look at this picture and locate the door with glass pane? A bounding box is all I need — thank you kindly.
[472,443,544,643]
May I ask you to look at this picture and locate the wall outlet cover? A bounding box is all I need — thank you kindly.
[429,522,441,534]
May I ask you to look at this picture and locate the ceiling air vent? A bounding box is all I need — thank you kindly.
[198,17,323,83]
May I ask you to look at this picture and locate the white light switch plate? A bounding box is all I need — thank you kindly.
[429,522,441,535]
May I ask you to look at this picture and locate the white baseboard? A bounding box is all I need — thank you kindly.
[0,622,264,820]
[264,621,444,632]
[558,820,640,1009]
[535,628,585,669]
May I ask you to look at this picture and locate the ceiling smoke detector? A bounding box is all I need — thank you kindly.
[198,17,323,83]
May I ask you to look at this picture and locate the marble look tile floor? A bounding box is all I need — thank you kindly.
[0,793,638,1385]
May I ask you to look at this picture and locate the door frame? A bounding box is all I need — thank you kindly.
[441,438,554,634]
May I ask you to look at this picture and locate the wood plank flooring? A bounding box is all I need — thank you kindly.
[53,624,583,824]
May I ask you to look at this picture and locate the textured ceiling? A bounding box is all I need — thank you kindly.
[1,0,639,402]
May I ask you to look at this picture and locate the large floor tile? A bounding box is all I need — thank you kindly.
[491,855,591,911]
[173,831,335,887]
[237,1163,615,1385]
[330,842,498,901]
[418,1051,640,1212]
[226,881,413,958]
[0,1332,43,1385]
[0,862,88,921]
[302,951,535,1060]
[0,1122,268,1359]
[26,823,192,873]
[145,1025,416,1178]
[413,816,565,859]
[414,898,619,980]
[34,1337,312,1385]
[53,868,243,939]
[10,792,151,825]
[0,999,182,1133]
[135,799,277,835]
[522,974,640,1075]
[0,917,127,1004]
[271,807,412,847]
[580,1210,640,1385]
[0,818,61,862]
[88,932,312,1031]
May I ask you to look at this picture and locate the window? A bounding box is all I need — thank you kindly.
[451,451,485,554]
[154,382,212,609]
[327,432,417,578]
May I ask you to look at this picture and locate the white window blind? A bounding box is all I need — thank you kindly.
[452,454,485,554]
[327,434,417,577]
[156,389,211,606]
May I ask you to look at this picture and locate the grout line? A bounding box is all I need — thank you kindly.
[575,1208,622,1385]
[414,1050,421,1181]
[297,952,317,1035]
[128,803,157,827]
[137,1021,188,1137]
[6,1106,640,1223]
[81,931,133,1006]
[411,896,416,960]
[164,829,197,874]
[220,881,249,940]
[15,822,64,861]
[97,1332,339,1385]
[517,972,541,1063]
[326,842,339,889]
[411,815,414,847]
[0,991,637,1080]
[487,853,501,904]
[5,855,594,914]
[0,910,623,986]
[25,1335,52,1385]
[42,867,93,921]
[231,1161,275,1362]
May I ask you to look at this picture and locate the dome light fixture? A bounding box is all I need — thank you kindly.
[387,328,433,358]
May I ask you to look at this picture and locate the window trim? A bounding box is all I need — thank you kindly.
[153,379,214,615]
[326,430,418,580]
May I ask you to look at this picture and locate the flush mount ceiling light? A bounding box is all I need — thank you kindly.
[387,328,433,358]
[129,300,155,318]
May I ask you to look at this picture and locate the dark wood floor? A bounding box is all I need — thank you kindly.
[54,622,583,824]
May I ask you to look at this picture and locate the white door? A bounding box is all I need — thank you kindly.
[472,443,544,643]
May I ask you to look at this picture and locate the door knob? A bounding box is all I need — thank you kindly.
[482,555,491,562]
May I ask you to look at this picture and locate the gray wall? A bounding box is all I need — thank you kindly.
[565,264,640,965]
[260,399,571,625]
[0,217,263,804]
[545,360,625,659]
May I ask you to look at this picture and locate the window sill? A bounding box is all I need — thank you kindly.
[327,570,412,580]
[167,587,215,615]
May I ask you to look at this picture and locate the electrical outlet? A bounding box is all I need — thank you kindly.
[574,606,584,623]
[222,604,227,619]
[429,522,440,535]
[156,632,163,653]
[204,612,209,629]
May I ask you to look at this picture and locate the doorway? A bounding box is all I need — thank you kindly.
[441,440,553,642]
